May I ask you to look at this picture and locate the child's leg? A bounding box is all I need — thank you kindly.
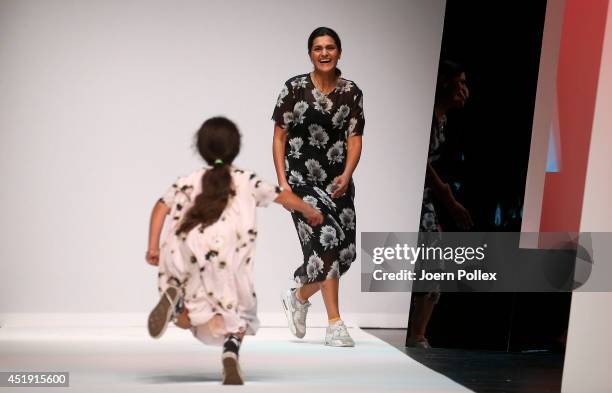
[149,252,187,338]
[173,306,192,329]
[150,244,192,337]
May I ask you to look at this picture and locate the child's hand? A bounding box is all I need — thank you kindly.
[146,249,160,266]
[304,207,324,227]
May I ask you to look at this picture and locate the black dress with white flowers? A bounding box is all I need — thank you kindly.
[420,114,447,232]
[272,73,365,287]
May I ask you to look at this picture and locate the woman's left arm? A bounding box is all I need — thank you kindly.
[331,135,362,198]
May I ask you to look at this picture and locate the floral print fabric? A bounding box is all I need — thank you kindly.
[420,114,447,232]
[272,74,364,287]
[157,167,281,344]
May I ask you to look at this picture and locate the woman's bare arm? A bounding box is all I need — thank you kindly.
[272,124,290,190]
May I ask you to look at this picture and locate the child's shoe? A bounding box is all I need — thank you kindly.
[222,335,244,385]
[147,286,180,338]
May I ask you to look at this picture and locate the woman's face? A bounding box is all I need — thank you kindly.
[449,72,469,108]
[309,35,341,74]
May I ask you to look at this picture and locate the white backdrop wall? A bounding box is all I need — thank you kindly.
[0,0,445,325]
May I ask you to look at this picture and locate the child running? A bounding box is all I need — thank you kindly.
[145,116,323,385]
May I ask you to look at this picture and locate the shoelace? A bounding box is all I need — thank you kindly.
[331,323,349,338]
[294,305,308,321]
[165,289,179,320]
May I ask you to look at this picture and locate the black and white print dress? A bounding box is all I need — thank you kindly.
[272,73,365,287]
[415,115,447,300]
[420,114,447,232]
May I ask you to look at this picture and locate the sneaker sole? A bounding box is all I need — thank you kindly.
[325,340,355,347]
[281,292,300,338]
[222,353,244,385]
[148,287,178,339]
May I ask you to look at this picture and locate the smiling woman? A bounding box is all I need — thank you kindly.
[271,26,365,348]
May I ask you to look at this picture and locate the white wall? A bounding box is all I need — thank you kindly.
[562,1,612,391]
[0,0,445,326]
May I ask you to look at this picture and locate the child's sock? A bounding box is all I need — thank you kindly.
[328,317,341,325]
[175,296,184,315]
[223,334,243,356]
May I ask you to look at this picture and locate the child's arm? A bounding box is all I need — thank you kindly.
[146,199,170,265]
[274,189,324,226]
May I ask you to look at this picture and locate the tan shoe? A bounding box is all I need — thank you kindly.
[147,286,180,338]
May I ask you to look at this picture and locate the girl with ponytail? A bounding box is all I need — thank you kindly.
[145,116,322,385]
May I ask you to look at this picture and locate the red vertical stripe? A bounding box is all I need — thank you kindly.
[540,0,609,232]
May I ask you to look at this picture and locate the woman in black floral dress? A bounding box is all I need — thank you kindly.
[272,27,364,346]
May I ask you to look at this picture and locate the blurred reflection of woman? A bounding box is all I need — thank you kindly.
[408,60,474,348]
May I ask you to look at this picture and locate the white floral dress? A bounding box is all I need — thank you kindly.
[158,167,280,344]
[272,74,365,286]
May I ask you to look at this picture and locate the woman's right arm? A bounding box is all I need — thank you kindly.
[425,163,451,202]
[425,163,473,230]
[272,124,291,191]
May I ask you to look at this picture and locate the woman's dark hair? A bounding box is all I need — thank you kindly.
[437,60,465,85]
[307,27,343,76]
[308,27,342,53]
[435,60,465,102]
[176,117,241,235]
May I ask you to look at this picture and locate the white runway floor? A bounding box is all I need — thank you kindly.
[0,326,473,392]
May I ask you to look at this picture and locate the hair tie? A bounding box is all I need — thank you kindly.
[213,159,224,166]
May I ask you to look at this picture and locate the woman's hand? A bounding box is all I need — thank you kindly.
[303,206,324,227]
[448,201,474,230]
[146,248,160,266]
[440,185,473,230]
[331,173,350,198]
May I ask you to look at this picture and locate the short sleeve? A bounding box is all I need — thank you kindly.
[160,175,195,208]
[247,172,282,207]
[271,80,294,130]
[348,88,365,137]
[160,180,180,207]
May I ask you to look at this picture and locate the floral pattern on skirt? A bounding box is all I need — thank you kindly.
[272,73,364,286]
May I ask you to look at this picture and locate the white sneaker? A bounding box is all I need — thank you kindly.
[281,288,310,338]
[325,320,355,347]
